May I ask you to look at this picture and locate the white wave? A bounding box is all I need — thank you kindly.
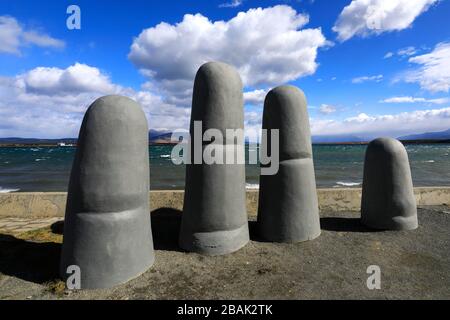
[336,181,361,187]
[0,187,20,193]
[160,154,171,158]
[35,158,46,161]
[30,148,40,151]
[246,183,259,189]
[425,160,435,163]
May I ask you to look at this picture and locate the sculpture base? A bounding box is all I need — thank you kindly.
[179,223,249,256]
[259,226,321,243]
[361,214,418,231]
[257,159,321,243]
[60,208,155,289]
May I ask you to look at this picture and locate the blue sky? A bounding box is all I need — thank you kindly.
[0,0,449,139]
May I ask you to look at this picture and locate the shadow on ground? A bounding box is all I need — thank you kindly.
[50,221,64,235]
[151,207,183,252]
[0,208,184,286]
[320,217,379,232]
[150,209,268,247]
[38,208,185,252]
[250,217,379,239]
[248,220,267,242]
[0,233,61,284]
[0,210,382,285]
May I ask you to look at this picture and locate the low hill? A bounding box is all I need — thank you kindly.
[398,129,450,141]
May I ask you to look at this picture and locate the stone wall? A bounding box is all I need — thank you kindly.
[0,187,448,218]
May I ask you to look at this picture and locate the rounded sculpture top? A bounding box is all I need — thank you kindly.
[70,94,149,213]
[190,61,244,133]
[85,95,148,128]
[361,136,417,230]
[367,137,407,157]
[263,85,312,160]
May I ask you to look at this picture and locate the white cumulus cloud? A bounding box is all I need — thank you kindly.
[0,63,189,138]
[403,41,450,93]
[243,89,267,105]
[16,63,117,96]
[0,16,65,55]
[384,46,419,59]
[380,96,449,104]
[2,63,449,141]
[397,46,417,57]
[219,0,243,8]
[352,74,383,83]
[311,107,450,138]
[319,104,337,114]
[333,0,438,42]
[128,5,328,105]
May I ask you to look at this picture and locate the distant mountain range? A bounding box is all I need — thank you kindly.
[149,131,368,144]
[311,135,364,144]
[312,128,450,143]
[1,128,449,145]
[0,131,180,145]
[148,129,183,144]
[398,129,450,141]
[0,137,77,144]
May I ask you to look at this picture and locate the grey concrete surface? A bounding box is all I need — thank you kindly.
[257,85,321,242]
[0,206,448,299]
[361,137,418,230]
[60,95,155,289]
[180,61,249,255]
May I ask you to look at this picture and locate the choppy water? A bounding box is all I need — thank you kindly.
[0,144,449,192]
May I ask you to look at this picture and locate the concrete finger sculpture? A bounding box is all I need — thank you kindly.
[361,137,418,230]
[179,61,249,255]
[60,95,154,289]
[257,85,321,242]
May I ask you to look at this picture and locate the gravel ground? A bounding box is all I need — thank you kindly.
[0,206,449,300]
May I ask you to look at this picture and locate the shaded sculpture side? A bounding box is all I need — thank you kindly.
[257,85,321,242]
[361,137,418,230]
[60,95,154,289]
[179,61,249,255]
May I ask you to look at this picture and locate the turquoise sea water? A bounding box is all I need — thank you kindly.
[0,144,449,192]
